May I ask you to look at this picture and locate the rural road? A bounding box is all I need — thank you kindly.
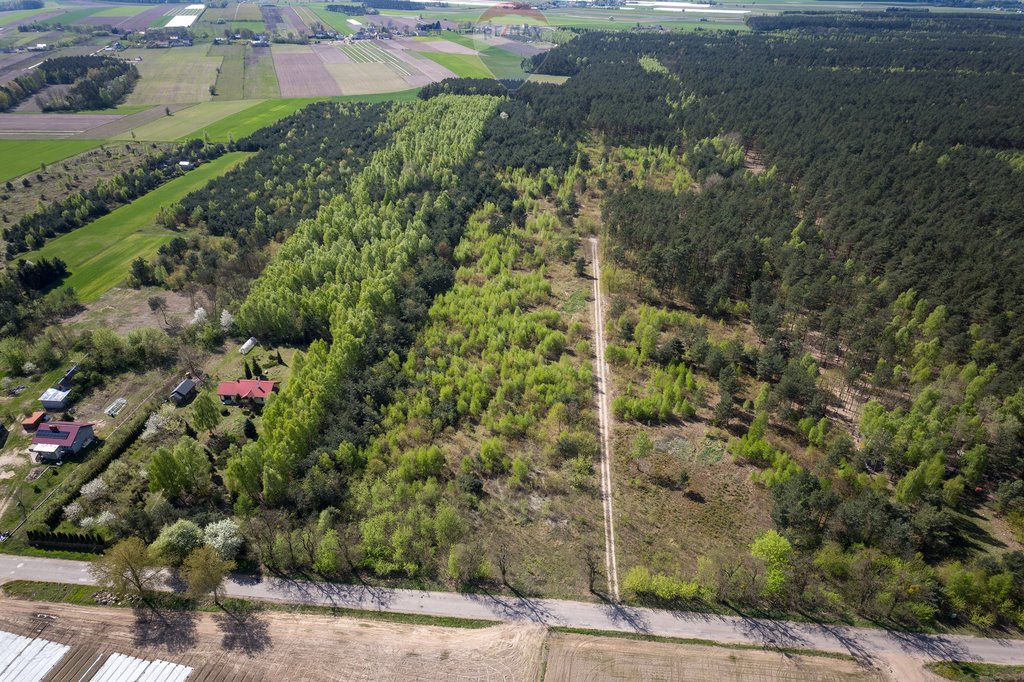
[588,236,620,601]
[2,554,1023,670]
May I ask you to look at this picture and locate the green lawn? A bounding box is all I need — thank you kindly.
[18,152,250,303]
[417,51,492,79]
[0,6,50,27]
[0,140,104,183]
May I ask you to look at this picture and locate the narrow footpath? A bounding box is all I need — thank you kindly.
[588,236,620,601]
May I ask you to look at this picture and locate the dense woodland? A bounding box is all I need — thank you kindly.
[5,10,1024,632]
[0,56,138,114]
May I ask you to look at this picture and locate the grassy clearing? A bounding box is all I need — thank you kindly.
[122,46,223,105]
[113,100,260,141]
[927,662,1024,681]
[1,580,500,629]
[0,139,104,182]
[417,51,492,78]
[210,43,245,100]
[17,152,250,303]
[527,74,570,84]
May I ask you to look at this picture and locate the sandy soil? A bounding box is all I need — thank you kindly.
[543,633,888,682]
[67,286,197,337]
[392,37,479,55]
[311,43,351,64]
[0,113,122,137]
[0,598,546,681]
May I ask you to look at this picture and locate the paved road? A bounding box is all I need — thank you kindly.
[2,554,1023,670]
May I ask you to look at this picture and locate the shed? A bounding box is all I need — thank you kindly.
[169,378,196,405]
[56,363,78,390]
[239,337,257,355]
[39,387,71,411]
[22,411,46,432]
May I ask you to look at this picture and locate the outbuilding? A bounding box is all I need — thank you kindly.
[29,421,95,463]
[38,387,71,411]
[22,411,46,432]
[169,378,197,405]
[239,337,257,354]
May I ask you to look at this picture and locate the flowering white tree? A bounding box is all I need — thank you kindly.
[191,306,207,326]
[203,519,243,560]
[220,309,235,332]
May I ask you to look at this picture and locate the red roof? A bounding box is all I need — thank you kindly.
[32,421,92,447]
[217,379,278,400]
[22,411,46,426]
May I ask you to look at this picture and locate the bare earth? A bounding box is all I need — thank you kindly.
[544,633,887,682]
[271,51,342,97]
[0,598,546,682]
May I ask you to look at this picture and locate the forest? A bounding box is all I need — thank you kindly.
[0,56,138,114]
[7,9,1024,635]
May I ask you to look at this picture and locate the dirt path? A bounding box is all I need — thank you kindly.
[589,236,620,600]
[0,597,546,681]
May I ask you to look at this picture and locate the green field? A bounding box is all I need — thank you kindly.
[0,139,104,183]
[39,7,102,24]
[91,5,155,17]
[18,152,250,303]
[307,5,356,34]
[0,6,50,26]
[211,44,245,99]
[181,90,420,142]
[122,46,222,105]
[243,46,279,99]
[114,100,261,141]
[417,51,493,79]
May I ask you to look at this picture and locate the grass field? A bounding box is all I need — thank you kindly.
[210,43,245,99]
[0,139,104,182]
[180,90,419,142]
[38,7,101,24]
[18,152,250,303]
[307,5,356,34]
[243,46,279,99]
[122,46,223,105]
[113,100,260,141]
[0,6,51,26]
[91,4,155,17]
[417,51,492,78]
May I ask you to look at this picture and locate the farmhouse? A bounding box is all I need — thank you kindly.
[22,411,46,432]
[38,387,71,411]
[169,378,197,405]
[29,421,95,463]
[217,378,278,406]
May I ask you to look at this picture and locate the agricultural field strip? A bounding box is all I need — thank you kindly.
[4,555,1024,667]
[342,42,414,76]
[590,236,621,601]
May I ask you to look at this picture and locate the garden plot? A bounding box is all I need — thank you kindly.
[271,47,342,97]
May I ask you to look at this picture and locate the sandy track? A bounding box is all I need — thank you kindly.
[544,633,888,682]
[0,598,546,682]
[589,237,620,600]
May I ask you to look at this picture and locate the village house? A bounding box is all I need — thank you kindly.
[217,378,278,407]
[29,421,95,463]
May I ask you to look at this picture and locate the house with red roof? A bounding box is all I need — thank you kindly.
[216,378,279,407]
[29,421,95,463]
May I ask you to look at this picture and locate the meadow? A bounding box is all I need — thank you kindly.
[417,51,492,79]
[122,47,222,105]
[18,152,250,302]
[0,139,104,182]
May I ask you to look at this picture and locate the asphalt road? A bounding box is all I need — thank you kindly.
[2,553,1023,669]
